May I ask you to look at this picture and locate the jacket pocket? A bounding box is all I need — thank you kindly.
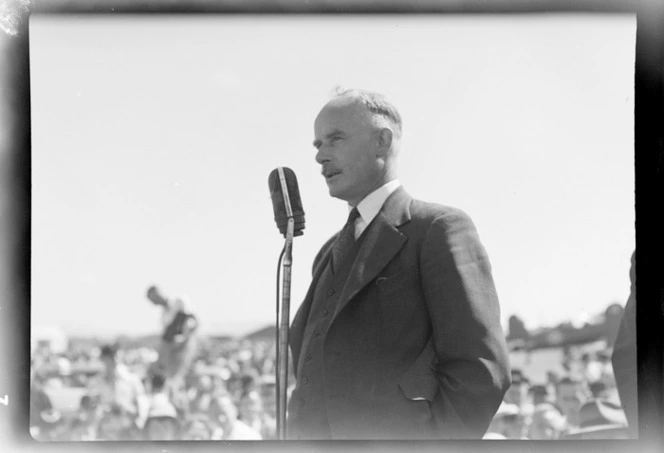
[375,265,418,295]
[397,371,439,403]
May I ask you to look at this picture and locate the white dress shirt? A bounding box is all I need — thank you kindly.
[351,179,401,239]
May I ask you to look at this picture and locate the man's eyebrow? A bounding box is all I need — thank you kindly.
[313,130,344,149]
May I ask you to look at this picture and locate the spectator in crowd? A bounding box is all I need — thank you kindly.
[30,367,56,440]
[209,395,261,440]
[95,344,150,432]
[529,384,555,406]
[182,413,215,441]
[595,351,616,388]
[66,395,97,441]
[555,376,590,428]
[144,394,181,441]
[239,372,260,397]
[580,353,603,383]
[225,374,244,405]
[67,416,95,441]
[238,391,262,426]
[97,404,141,440]
[187,373,214,414]
[485,402,524,439]
[588,381,614,401]
[527,402,568,440]
[147,285,199,384]
[238,389,276,439]
[504,370,530,412]
[147,373,171,409]
[259,375,277,419]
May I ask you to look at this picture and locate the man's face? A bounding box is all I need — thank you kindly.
[313,99,386,206]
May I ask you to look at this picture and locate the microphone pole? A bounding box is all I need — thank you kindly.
[276,167,294,440]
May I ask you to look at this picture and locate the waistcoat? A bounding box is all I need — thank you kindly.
[288,231,368,439]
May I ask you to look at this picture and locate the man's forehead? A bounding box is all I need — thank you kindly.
[321,96,363,114]
[315,98,366,130]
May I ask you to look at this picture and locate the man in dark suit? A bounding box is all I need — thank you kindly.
[287,88,511,440]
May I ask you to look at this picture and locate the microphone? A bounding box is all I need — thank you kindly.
[268,167,305,237]
[268,167,303,438]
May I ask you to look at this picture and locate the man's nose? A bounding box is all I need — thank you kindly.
[315,146,330,164]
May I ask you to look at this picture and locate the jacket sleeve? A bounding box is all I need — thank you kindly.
[419,209,511,438]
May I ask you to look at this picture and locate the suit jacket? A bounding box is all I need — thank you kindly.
[288,187,511,439]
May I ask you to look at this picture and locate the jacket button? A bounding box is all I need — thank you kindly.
[305,354,312,362]
[323,309,329,316]
[313,331,321,338]
[302,377,309,384]
[327,288,335,296]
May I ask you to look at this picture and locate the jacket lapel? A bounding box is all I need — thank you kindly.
[332,188,412,322]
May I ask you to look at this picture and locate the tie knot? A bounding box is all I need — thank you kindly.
[346,208,361,225]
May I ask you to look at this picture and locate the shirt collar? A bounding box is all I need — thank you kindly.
[352,179,401,226]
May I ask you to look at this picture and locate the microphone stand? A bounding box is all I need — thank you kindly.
[277,217,294,440]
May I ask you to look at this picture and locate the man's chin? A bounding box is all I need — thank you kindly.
[327,188,347,202]
[326,183,341,198]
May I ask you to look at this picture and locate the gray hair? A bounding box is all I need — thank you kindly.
[332,87,403,139]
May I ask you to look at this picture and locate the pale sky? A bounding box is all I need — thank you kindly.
[30,14,636,339]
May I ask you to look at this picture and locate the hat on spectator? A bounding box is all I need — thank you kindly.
[578,399,627,429]
[563,399,629,439]
[589,380,608,398]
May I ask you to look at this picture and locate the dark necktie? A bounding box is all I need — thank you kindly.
[331,208,361,275]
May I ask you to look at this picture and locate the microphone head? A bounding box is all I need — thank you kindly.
[268,167,305,237]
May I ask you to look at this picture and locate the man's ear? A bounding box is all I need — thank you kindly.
[377,128,393,156]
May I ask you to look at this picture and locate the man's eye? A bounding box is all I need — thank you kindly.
[330,137,342,143]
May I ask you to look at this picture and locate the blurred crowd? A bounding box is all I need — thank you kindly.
[30,336,629,441]
[484,346,629,440]
[30,338,279,441]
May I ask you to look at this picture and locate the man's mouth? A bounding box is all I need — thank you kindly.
[323,169,342,180]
